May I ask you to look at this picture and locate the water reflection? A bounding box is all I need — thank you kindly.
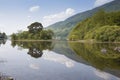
[69,42,120,77]
[43,50,74,68]
[94,70,116,80]
[10,41,120,79]
[11,41,120,70]
[28,47,43,58]
[11,41,53,58]
[0,39,6,46]
[0,39,7,63]
[0,39,15,79]
[29,63,40,70]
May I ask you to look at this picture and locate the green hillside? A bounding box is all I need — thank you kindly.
[69,10,120,42]
[47,0,120,40]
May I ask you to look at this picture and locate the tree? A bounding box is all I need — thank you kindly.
[11,22,54,40]
[27,22,43,33]
[11,33,17,40]
[46,29,54,39]
[39,30,54,40]
[3,32,7,39]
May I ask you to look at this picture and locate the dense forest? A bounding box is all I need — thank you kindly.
[69,10,120,42]
[11,22,54,40]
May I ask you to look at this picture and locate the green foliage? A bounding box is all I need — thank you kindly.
[11,22,54,40]
[11,41,53,58]
[47,0,120,39]
[0,32,7,39]
[11,33,17,40]
[85,26,120,42]
[69,11,120,42]
[11,29,54,40]
[40,29,54,40]
[69,42,120,70]
[27,22,43,33]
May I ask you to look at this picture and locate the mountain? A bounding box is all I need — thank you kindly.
[69,11,120,42]
[47,0,120,40]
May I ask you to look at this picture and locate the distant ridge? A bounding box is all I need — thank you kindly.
[47,0,120,39]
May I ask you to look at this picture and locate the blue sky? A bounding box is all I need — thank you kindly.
[0,0,114,35]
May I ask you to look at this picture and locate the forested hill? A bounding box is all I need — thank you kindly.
[69,11,120,42]
[47,0,120,40]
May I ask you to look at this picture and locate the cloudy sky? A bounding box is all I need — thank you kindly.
[0,0,114,35]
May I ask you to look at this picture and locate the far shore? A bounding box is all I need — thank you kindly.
[12,40,54,42]
[11,39,120,43]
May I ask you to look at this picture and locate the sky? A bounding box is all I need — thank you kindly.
[0,0,114,35]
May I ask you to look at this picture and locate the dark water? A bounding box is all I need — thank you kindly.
[0,40,120,80]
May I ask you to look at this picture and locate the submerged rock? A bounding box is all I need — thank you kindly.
[101,48,107,53]
[114,47,120,52]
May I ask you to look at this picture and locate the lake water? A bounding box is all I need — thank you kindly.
[0,40,120,80]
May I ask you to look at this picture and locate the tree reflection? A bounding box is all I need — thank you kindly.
[11,41,54,58]
[69,42,120,70]
[69,42,120,78]
[0,39,6,46]
[28,47,43,58]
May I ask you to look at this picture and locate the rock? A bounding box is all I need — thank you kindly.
[101,48,107,53]
[114,47,120,52]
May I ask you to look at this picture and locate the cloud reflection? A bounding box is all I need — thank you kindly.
[42,50,74,68]
[94,70,111,80]
[29,63,40,70]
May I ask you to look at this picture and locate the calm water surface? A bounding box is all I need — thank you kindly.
[0,40,120,80]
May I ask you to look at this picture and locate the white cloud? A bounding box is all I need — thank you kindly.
[42,8,75,27]
[27,15,31,18]
[29,6,40,12]
[94,0,114,7]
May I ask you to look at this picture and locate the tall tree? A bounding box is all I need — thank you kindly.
[27,22,43,33]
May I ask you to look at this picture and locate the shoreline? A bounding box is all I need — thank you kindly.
[11,39,120,43]
[12,40,54,42]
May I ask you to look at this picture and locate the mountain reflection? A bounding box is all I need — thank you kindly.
[10,41,120,78]
[11,41,53,58]
[69,42,120,70]
[69,42,120,78]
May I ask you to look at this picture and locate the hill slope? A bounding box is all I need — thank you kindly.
[47,0,120,39]
[69,10,120,42]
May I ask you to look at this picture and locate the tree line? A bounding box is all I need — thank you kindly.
[0,32,7,39]
[11,22,54,40]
